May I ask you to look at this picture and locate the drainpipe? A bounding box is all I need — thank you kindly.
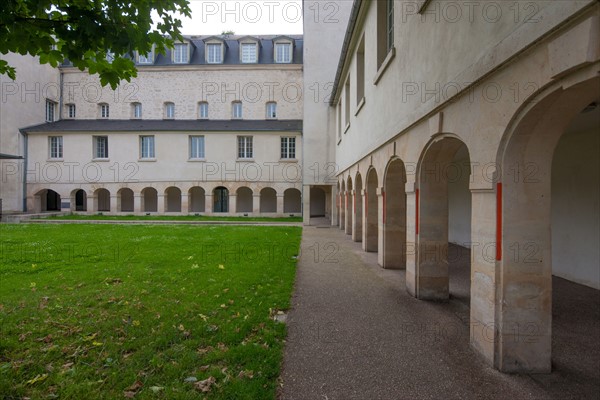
[58,70,64,120]
[21,131,28,212]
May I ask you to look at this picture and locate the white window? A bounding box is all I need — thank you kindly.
[206,43,222,64]
[67,104,76,119]
[275,42,292,63]
[106,50,115,62]
[45,100,56,122]
[241,43,257,63]
[133,103,142,119]
[173,43,189,63]
[94,136,109,159]
[100,103,109,119]
[281,137,296,159]
[138,49,154,64]
[238,136,253,159]
[189,136,205,159]
[232,101,242,119]
[165,102,175,119]
[49,136,63,159]
[198,102,209,119]
[266,102,277,119]
[140,136,155,159]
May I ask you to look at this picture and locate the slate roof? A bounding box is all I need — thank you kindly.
[20,119,303,133]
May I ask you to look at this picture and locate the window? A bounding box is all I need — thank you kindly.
[275,42,292,63]
[106,50,115,62]
[266,102,277,119]
[241,43,257,63]
[189,136,205,159]
[356,37,365,105]
[377,0,394,67]
[132,103,142,119]
[206,43,222,64]
[281,137,296,159]
[344,79,350,127]
[173,43,189,63]
[138,48,154,64]
[49,136,63,159]
[232,101,242,119]
[237,136,253,159]
[67,104,76,119]
[198,102,209,119]
[94,136,109,159]
[165,102,175,119]
[337,102,342,141]
[100,103,109,119]
[140,136,155,159]
[45,100,56,122]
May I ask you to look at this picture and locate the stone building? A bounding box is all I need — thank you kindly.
[305,0,599,373]
[2,35,304,216]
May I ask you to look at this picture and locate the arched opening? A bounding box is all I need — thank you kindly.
[236,187,253,213]
[118,188,134,212]
[37,189,61,212]
[309,187,326,217]
[381,159,407,268]
[141,187,158,212]
[353,174,363,242]
[416,137,471,302]
[339,180,346,230]
[284,188,302,213]
[345,177,353,235]
[188,187,205,213]
[498,77,600,373]
[260,187,277,213]
[165,187,182,212]
[364,168,378,252]
[73,189,87,211]
[213,187,229,213]
[94,188,110,212]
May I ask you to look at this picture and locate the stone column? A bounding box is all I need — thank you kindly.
[344,191,352,235]
[205,194,213,214]
[228,193,236,215]
[352,190,362,242]
[87,195,94,213]
[339,192,345,230]
[157,194,165,214]
[330,185,338,227]
[109,195,118,214]
[181,193,189,214]
[361,190,368,249]
[134,194,141,213]
[276,194,284,215]
[405,181,417,296]
[303,185,311,225]
[377,187,385,267]
[253,194,260,214]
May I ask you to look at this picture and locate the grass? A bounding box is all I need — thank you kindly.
[0,224,302,399]
[39,215,303,223]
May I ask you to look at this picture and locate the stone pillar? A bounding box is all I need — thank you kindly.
[405,181,417,296]
[303,185,311,225]
[361,190,368,248]
[339,192,345,230]
[228,193,236,215]
[181,193,189,214]
[205,194,213,213]
[276,194,284,215]
[377,187,385,267]
[330,185,338,227]
[344,191,352,235]
[134,194,141,213]
[253,194,260,214]
[87,195,94,213]
[157,194,165,214]
[109,195,118,214]
[352,190,362,242]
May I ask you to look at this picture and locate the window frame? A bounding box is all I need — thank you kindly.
[240,42,258,63]
[67,103,76,119]
[280,136,296,160]
[93,135,109,159]
[100,103,109,119]
[237,136,253,159]
[45,99,56,122]
[266,102,277,119]
[232,101,243,119]
[189,135,206,160]
[132,102,142,119]
[137,47,155,64]
[165,102,175,119]
[198,102,209,119]
[139,135,155,159]
[274,41,292,63]
[206,43,223,64]
[49,136,63,159]
[173,42,189,64]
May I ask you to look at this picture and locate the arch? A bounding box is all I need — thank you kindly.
[94,188,110,212]
[236,186,253,213]
[284,188,302,213]
[188,186,206,213]
[415,135,471,300]
[345,176,353,235]
[381,158,407,268]
[496,76,600,373]
[339,180,346,230]
[165,186,182,212]
[260,187,277,213]
[141,187,158,212]
[310,187,326,217]
[71,189,87,212]
[353,173,363,242]
[363,168,378,252]
[35,189,61,212]
[213,186,229,213]
[118,188,134,212]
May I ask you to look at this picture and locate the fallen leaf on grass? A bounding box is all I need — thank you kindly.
[237,370,254,379]
[193,376,216,393]
[18,332,31,342]
[26,374,48,385]
[198,365,210,372]
[123,380,143,398]
[149,386,164,393]
[218,264,225,270]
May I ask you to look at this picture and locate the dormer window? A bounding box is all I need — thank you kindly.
[274,41,292,63]
[165,102,175,119]
[173,43,189,63]
[232,101,242,119]
[132,102,142,119]
[99,103,109,119]
[137,47,154,64]
[266,102,277,119]
[241,43,258,63]
[206,43,223,64]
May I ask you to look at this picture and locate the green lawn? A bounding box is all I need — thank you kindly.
[40,215,302,223]
[0,224,301,399]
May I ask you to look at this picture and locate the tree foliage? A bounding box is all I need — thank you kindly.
[0,0,191,88]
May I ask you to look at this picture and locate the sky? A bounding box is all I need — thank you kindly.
[153,0,304,36]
